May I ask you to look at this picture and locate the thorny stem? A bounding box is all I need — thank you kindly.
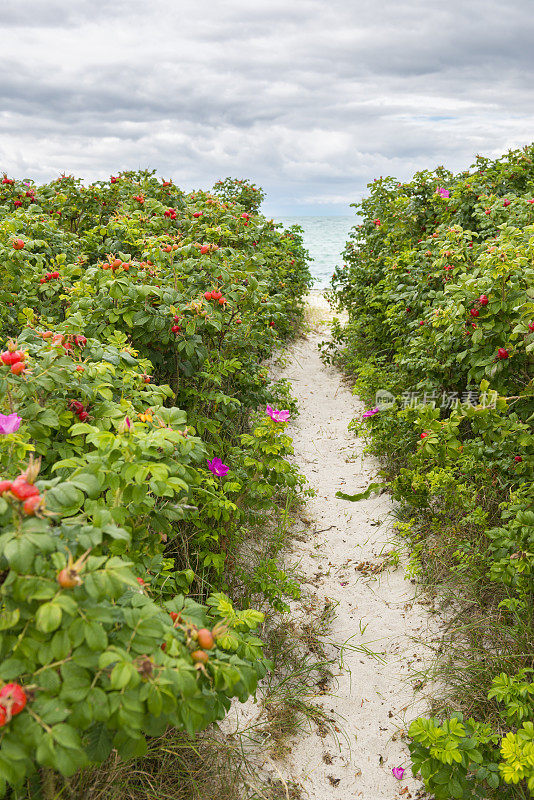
[28,706,53,735]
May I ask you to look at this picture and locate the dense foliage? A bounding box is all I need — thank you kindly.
[0,171,311,797]
[330,145,534,798]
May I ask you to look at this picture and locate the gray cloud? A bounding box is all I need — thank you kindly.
[1,0,533,213]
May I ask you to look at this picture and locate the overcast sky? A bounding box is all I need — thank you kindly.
[1,0,533,215]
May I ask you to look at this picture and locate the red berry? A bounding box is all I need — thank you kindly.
[200,244,210,255]
[10,362,25,375]
[204,291,212,300]
[0,683,27,717]
[78,411,89,422]
[497,348,509,360]
[1,350,23,366]
[193,211,203,218]
[197,628,215,650]
[528,322,534,332]
[212,291,222,300]
[69,400,84,413]
[111,176,118,184]
[235,319,242,324]
[74,335,87,347]
[0,481,12,494]
[470,308,479,317]
[10,480,39,501]
[420,432,429,439]
[503,198,511,207]
[12,239,24,250]
[218,297,226,305]
[514,456,523,463]
[479,295,489,305]
[23,495,42,516]
[39,277,46,284]
[171,324,181,333]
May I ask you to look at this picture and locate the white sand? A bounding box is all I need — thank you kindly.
[225,293,436,799]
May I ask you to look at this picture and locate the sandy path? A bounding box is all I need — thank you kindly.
[225,294,435,799]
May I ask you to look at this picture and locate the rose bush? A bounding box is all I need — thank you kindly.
[330,145,534,798]
[0,171,311,795]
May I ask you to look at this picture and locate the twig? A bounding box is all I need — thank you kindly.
[313,525,336,534]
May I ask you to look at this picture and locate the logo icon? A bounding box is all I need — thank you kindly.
[375,389,395,410]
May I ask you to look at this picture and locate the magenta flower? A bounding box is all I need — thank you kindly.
[392,767,406,780]
[362,407,379,418]
[266,405,290,423]
[207,457,229,477]
[0,413,22,435]
[436,187,450,198]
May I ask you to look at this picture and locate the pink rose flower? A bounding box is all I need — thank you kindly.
[392,766,406,780]
[0,413,22,435]
[266,405,290,423]
[362,407,379,418]
[207,457,229,477]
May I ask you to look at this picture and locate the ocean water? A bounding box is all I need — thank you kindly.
[274,216,356,289]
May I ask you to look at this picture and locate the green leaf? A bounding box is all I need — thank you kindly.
[0,659,26,680]
[84,621,108,651]
[36,601,62,633]
[69,423,94,436]
[52,629,71,660]
[52,724,82,750]
[4,538,35,572]
[45,483,84,516]
[0,607,20,631]
[0,753,20,785]
[54,743,87,776]
[335,482,386,501]
[69,473,103,499]
[85,722,114,763]
[111,661,135,690]
[36,408,60,427]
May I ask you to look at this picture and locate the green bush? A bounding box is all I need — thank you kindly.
[0,170,311,795]
[330,145,534,798]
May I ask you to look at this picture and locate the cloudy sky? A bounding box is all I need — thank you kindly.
[1,0,533,214]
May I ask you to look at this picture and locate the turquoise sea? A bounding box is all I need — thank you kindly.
[274,216,355,289]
